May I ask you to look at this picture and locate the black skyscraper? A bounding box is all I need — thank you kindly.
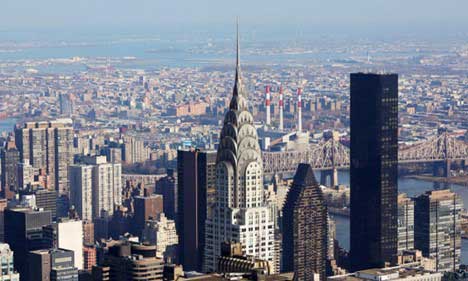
[1,141,20,198]
[176,149,216,272]
[350,73,398,271]
[155,172,177,221]
[4,208,52,281]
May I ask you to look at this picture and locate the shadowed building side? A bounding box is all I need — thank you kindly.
[350,73,398,271]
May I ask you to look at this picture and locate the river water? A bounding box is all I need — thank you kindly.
[324,170,468,264]
[0,118,17,136]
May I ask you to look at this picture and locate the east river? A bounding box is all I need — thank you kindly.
[0,118,17,135]
[324,170,468,264]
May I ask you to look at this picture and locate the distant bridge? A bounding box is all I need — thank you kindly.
[262,130,468,185]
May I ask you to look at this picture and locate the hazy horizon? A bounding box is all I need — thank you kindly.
[1,0,467,40]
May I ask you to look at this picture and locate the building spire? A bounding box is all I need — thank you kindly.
[233,18,242,97]
[229,18,247,111]
[236,18,240,78]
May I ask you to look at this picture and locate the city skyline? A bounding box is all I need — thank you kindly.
[0,4,466,281]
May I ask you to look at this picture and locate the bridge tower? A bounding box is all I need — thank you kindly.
[432,128,451,177]
[432,160,451,177]
[320,169,338,187]
[319,131,340,187]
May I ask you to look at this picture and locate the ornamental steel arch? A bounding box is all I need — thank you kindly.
[262,131,468,175]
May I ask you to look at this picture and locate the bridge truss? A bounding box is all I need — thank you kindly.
[263,131,468,175]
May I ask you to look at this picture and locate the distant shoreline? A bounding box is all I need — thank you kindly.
[404,174,468,186]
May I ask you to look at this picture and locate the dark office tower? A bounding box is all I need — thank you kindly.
[92,265,110,281]
[29,248,78,281]
[0,199,7,242]
[350,73,398,271]
[56,194,70,219]
[4,208,52,281]
[29,249,52,281]
[155,172,177,220]
[282,164,327,281]
[93,216,111,242]
[1,140,20,198]
[19,187,57,219]
[176,149,216,272]
[50,249,79,281]
[133,195,164,236]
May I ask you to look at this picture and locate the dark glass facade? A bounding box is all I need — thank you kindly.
[350,73,398,271]
[155,174,177,221]
[5,208,52,281]
[176,149,216,272]
[0,143,20,197]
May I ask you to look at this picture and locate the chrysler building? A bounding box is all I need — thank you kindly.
[204,24,276,272]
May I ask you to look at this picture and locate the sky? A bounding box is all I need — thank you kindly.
[1,0,467,37]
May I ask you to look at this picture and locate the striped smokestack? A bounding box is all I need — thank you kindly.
[265,85,271,126]
[297,87,302,132]
[279,85,284,131]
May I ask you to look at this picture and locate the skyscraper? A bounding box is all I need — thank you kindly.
[204,26,275,272]
[43,219,84,270]
[19,188,57,220]
[414,189,462,272]
[176,149,216,272]
[0,199,7,242]
[70,155,122,220]
[49,249,79,281]
[122,136,147,164]
[15,119,74,194]
[4,208,52,281]
[397,193,414,253]
[282,164,327,281]
[1,140,20,198]
[91,157,121,218]
[29,248,79,281]
[133,194,164,236]
[350,73,398,270]
[28,249,51,281]
[155,173,177,221]
[69,164,93,221]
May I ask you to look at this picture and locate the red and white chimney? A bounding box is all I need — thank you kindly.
[297,88,302,132]
[279,86,284,131]
[265,85,271,126]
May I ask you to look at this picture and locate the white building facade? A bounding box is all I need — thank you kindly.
[0,243,20,281]
[57,219,84,270]
[92,161,122,218]
[69,155,122,220]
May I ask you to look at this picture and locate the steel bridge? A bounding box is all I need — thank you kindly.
[262,130,468,185]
